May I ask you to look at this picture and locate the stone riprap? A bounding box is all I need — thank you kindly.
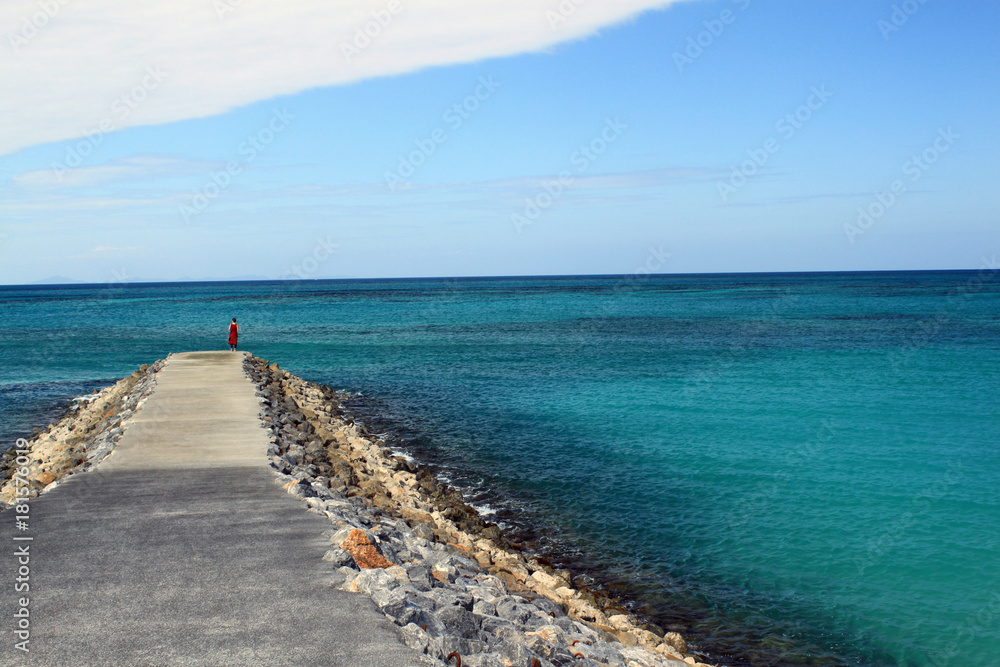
[0,354,719,667]
[1,352,429,666]
[0,360,164,506]
[247,355,717,667]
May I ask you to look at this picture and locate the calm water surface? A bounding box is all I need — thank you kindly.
[1,272,998,666]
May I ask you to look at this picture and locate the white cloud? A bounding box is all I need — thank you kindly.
[1,0,680,157]
[90,246,144,253]
[13,155,205,188]
[469,167,726,191]
[66,245,146,259]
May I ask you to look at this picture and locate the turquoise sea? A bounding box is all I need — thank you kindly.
[1,272,998,666]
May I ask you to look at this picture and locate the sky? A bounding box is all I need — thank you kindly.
[0,0,997,284]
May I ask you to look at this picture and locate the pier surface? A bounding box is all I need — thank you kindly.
[1,351,423,667]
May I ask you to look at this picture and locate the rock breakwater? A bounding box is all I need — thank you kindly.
[0,361,163,506]
[247,355,719,667]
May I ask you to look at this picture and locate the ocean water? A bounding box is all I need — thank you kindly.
[1,272,998,666]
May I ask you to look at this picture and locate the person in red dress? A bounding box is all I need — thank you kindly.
[228,318,239,351]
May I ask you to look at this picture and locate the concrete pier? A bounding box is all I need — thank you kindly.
[1,351,424,666]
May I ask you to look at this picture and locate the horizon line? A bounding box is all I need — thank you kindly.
[0,267,990,289]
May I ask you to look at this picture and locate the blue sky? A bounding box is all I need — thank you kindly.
[0,0,997,284]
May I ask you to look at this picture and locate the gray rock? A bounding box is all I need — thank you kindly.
[439,636,488,659]
[321,548,355,568]
[495,638,541,666]
[578,642,627,667]
[373,539,400,564]
[343,568,401,595]
[533,596,563,617]
[348,496,370,510]
[477,617,520,648]
[424,588,475,612]
[309,481,334,499]
[469,575,507,600]
[272,473,297,487]
[371,587,431,628]
[525,608,557,628]
[372,523,406,544]
[479,612,519,640]
[472,600,497,617]
[553,616,579,633]
[437,604,480,638]
[284,480,314,498]
[412,523,435,542]
[496,598,533,625]
[399,623,432,653]
[459,654,508,667]
[269,455,291,472]
[525,633,566,659]
[405,565,435,592]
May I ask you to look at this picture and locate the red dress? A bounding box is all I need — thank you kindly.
[228,323,238,346]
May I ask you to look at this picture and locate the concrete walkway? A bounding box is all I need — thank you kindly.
[1,351,425,667]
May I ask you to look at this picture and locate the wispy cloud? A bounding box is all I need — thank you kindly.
[168,166,725,203]
[13,155,210,189]
[90,246,144,253]
[0,0,682,157]
[489,167,726,190]
[67,245,147,259]
[720,191,935,208]
[2,157,721,229]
